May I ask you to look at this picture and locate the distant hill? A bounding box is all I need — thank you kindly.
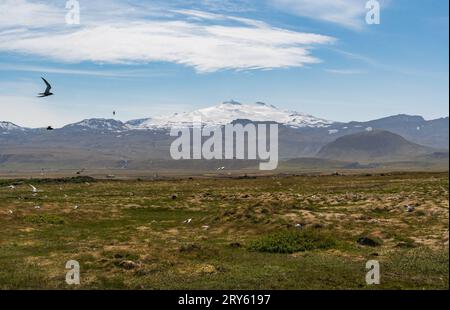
[336,115,449,149]
[317,130,435,162]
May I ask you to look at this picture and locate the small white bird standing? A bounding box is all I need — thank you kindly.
[184,218,192,224]
[29,184,39,193]
[406,205,415,213]
[73,205,79,210]
[34,206,41,209]
[202,225,210,230]
[7,185,15,189]
[8,210,13,214]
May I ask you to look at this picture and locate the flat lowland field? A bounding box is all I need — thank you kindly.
[0,172,448,289]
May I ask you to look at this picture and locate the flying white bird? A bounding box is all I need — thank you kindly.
[34,206,41,209]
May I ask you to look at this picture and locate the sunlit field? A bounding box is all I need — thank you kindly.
[0,172,448,289]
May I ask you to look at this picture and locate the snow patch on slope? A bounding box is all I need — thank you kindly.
[63,119,126,131]
[128,101,333,129]
[0,121,24,131]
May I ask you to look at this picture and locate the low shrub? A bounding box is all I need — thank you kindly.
[23,214,65,225]
[247,228,337,254]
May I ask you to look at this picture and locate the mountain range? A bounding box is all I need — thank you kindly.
[1,101,334,132]
[0,101,448,172]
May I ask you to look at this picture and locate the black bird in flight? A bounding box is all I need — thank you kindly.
[38,77,53,97]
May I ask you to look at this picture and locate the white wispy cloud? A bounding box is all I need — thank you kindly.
[0,0,335,73]
[199,0,254,13]
[269,0,382,29]
[0,0,62,28]
[0,63,171,78]
[325,69,364,75]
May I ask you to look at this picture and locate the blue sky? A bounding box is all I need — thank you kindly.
[0,0,448,127]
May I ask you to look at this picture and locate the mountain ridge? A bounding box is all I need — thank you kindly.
[1,101,448,132]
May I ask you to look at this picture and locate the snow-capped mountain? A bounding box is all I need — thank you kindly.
[126,101,334,129]
[0,109,448,164]
[1,101,334,133]
[1,102,448,152]
[57,101,334,131]
[0,121,25,131]
[63,119,127,131]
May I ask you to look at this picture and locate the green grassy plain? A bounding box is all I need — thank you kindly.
[0,172,448,289]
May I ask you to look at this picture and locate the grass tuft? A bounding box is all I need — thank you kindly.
[248,228,337,254]
[23,214,66,225]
